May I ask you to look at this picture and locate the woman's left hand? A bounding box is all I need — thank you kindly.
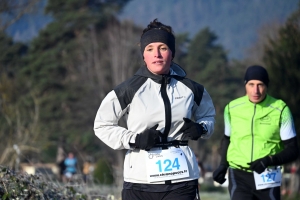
[179,118,204,140]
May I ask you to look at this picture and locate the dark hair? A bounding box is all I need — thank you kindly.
[142,19,174,35]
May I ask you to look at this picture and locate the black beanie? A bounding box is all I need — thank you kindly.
[244,65,269,87]
[140,28,175,58]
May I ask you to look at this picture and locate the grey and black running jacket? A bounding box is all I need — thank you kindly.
[94,63,216,184]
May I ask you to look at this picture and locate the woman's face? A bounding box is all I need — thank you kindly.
[143,42,173,75]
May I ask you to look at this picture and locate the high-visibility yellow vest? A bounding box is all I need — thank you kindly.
[225,95,286,170]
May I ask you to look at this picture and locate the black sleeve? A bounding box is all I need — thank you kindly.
[219,135,230,167]
[271,137,299,166]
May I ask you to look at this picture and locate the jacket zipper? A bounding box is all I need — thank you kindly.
[251,104,256,162]
[161,75,172,145]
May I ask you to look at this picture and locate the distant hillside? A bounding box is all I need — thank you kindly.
[118,0,299,59]
[4,0,299,60]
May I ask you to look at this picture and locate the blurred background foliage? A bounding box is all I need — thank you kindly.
[0,0,299,190]
[93,158,114,185]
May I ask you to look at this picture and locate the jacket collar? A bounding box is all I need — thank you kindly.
[246,94,270,106]
[134,62,186,84]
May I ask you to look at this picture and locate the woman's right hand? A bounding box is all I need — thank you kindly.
[135,124,161,150]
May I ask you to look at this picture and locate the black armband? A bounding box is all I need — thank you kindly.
[219,135,230,167]
[271,137,299,166]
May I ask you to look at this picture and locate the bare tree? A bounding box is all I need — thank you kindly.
[72,19,142,96]
[104,20,142,87]
[244,21,282,65]
[0,79,41,168]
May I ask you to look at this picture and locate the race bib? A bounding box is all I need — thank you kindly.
[146,147,190,183]
[253,167,282,190]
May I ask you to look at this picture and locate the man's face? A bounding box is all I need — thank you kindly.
[143,42,172,75]
[245,80,267,103]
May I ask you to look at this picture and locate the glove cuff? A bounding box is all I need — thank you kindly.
[134,134,141,149]
[199,122,208,135]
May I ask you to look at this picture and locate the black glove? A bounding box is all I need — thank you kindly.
[247,156,272,174]
[179,118,204,140]
[135,124,160,150]
[213,165,228,184]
